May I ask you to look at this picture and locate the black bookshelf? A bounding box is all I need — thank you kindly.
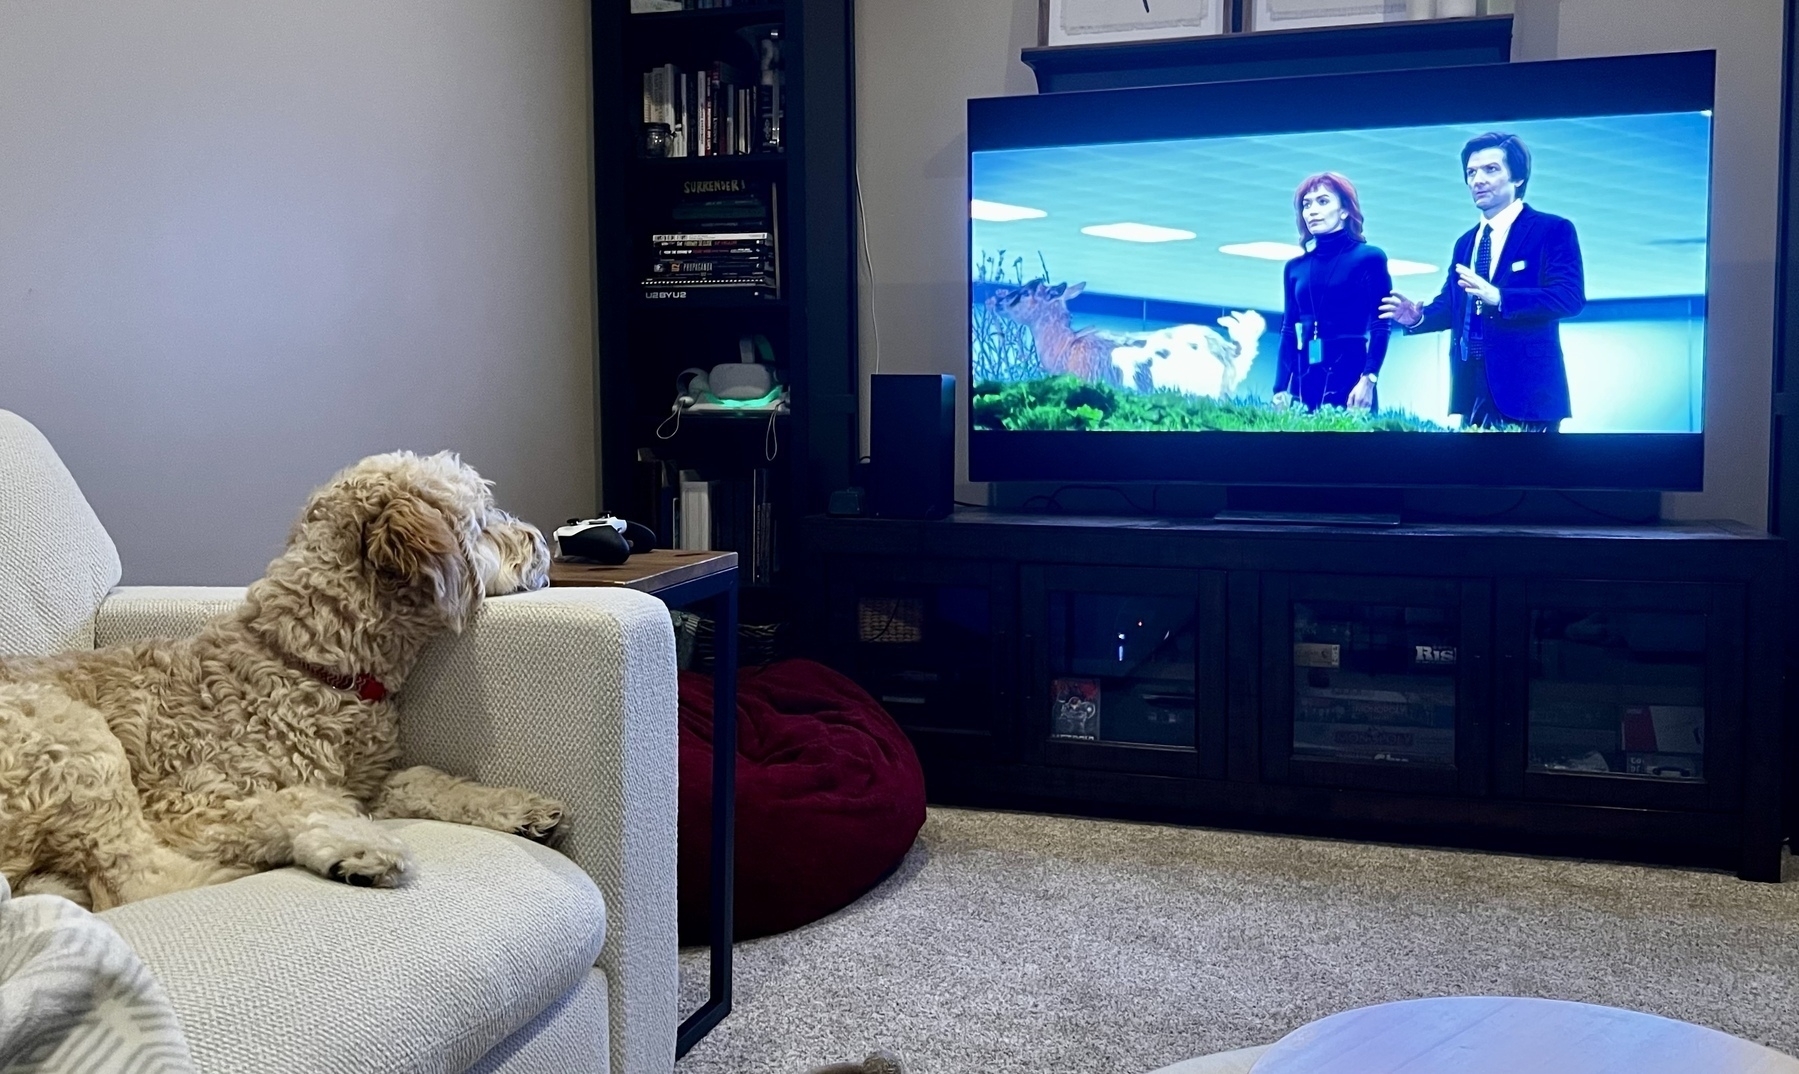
[591,0,856,629]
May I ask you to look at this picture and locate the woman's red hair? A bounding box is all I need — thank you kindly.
[1293,172,1366,244]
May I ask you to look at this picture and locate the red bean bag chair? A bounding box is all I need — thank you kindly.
[677,658,926,941]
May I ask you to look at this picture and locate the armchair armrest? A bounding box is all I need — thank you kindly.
[95,586,246,646]
[397,587,678,1074]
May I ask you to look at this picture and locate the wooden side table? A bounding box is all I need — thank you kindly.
[550,550,739,1058]
[1252,997,1799,1074]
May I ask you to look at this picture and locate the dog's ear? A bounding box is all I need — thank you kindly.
[366,492,472,629]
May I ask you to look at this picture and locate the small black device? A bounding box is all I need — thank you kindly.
[870,374,955,520]
[554,516,658,564]
[827,486,867,517]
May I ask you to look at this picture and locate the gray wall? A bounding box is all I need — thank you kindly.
[0,0,597,584]
[854,0,1784,526]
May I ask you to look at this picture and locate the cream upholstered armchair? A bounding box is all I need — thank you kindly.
[0,409,679,1074]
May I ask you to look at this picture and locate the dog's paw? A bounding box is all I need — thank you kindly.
[327,851,407,888]
[509,796,565,844]
[477,790,565,844]
[15,872,92,908]
[292,818,414,889]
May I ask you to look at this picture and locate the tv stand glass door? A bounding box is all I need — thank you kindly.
[1022,565,1227,779]
[1262,573,1491,796]
[1495,579,1743,813]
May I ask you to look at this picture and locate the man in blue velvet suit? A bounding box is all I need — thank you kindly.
[1380,132,1586,430]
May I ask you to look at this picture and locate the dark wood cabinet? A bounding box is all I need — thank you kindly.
[1259,573,1491,798]
[804,510,1788,880]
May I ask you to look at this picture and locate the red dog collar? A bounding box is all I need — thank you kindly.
[299,663,389,703]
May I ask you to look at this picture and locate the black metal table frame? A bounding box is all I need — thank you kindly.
[655,568,738,1058]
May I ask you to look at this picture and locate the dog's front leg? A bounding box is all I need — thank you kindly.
[222,786,414,889]
[372,765,565,843]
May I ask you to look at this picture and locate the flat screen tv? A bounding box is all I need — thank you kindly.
[967,51,1714,490]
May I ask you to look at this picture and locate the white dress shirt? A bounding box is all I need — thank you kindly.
[1472,197,1526,284]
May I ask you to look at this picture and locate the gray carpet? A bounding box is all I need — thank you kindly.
[675,807,1799,1074]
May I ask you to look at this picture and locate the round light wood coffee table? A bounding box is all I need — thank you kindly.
[1251,997,1799,1074]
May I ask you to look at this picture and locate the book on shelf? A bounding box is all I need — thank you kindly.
[751,467,775,584]
[641,60,782,158]
[639,450,680,550]
[653,253,772,268]
[708,470,778,585]
[665,468,778,584]
[676,471,712,552]
[644,60,777,155]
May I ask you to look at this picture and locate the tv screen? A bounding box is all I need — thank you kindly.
[967,51,1714,490]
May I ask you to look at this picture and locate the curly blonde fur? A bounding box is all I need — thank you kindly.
[0,451,561,910]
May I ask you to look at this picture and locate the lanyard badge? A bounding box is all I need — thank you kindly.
[1295,318,1322,365]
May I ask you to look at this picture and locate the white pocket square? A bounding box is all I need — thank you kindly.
[1510,260,1527,272]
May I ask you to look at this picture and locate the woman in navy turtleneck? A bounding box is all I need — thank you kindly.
[1272,172,1392,413]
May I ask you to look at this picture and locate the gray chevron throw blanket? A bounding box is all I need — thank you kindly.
[0,877,196,1074]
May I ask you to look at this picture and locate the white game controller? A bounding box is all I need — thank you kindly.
[554,516,655,564]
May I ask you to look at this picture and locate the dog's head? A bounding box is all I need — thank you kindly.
[307,449,546,622]
[280,452,549,638]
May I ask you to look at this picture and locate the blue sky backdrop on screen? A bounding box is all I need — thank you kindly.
[970,112,1711,313]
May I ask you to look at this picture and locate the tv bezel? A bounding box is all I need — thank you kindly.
[966,50,1715,491]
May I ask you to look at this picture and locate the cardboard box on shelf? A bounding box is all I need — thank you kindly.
[1620,704,1704,753]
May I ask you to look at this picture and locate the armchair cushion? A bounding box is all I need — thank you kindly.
[398,587,679,1074]
[0,410,121,655]
[100,820,605,1074]
[95,586,245,648]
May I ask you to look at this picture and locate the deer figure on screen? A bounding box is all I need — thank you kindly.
[987,278,1266,398]
[986,279,1123,385]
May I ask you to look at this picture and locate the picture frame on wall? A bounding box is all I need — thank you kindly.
[1039,0,1229,47]
[1245,0,1488,31]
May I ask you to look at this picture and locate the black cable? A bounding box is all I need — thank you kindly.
[862,597,902,643]
[953,499,985,508]
[1552,490,1661,525]
[1403,491,1531,523]
[1018,484,1158,515]
[1401,490,1658,526]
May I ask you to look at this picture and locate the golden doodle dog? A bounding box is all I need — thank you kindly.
[0,451,565,910]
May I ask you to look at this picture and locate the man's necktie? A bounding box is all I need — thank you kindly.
[1466,223,1494,353]
[1474,224,1493,307]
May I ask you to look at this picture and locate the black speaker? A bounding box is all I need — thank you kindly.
[871,374,955,520]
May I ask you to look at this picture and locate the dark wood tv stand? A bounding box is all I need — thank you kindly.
[802,509,1788,880]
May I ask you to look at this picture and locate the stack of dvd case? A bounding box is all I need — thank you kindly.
[645,231,776,296]
[643,177,779,299]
